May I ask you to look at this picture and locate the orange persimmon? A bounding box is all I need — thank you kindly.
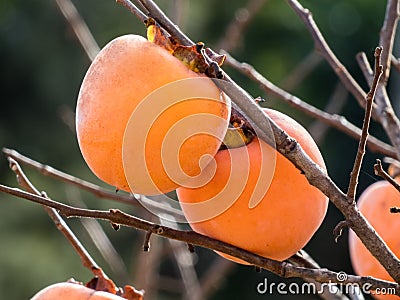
[177,108,328,263]
[30,282,143,300]
[76,34,230,195]
[349,179,400,299]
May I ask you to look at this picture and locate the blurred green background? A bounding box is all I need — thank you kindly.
[0,0,398,299]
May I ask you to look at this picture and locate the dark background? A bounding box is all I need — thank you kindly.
[0,0,399,299]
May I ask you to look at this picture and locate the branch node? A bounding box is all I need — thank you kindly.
[187,243,195,253]
[254,266,262,273]
[111,222,121,231]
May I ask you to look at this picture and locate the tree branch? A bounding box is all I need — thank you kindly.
[7,157,100,274]
[216,0,267,52]
[2,147,184,220]
[286,0,367,108]
[378,0,400,84]
[1,183,399,295]
[374,159,400,193]
[347,47,383,200]
[55,0,100,61]
[287,0,400,158]
[223,52,396,157]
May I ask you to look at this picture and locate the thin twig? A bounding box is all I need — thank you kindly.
[290,0,400,158]
[153,195,203,300]
[288,1,400,157]
[2,147,184,219]
[378,0,400,84]
[223,52,396,157]
[357,52,400,159]
[374,159,400,193]
[308,83,348,144]
[119,0,400,282]
[347,47,383,200]
[280,51,322,91]
[133,0,193,46]
[197,258,235,300]
[55,0,100,61]
[7,157,100,273]
[116,0,147,23]
[286,0,367,108]
[216,0,267,52]
[66,188,128,279]
[1,184,399,295]
[289,251,350,300]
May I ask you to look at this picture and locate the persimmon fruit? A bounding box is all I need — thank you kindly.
[177,108,329,263]
[30,282,134,300]
[349,179,400,299]
[76,34,230,195]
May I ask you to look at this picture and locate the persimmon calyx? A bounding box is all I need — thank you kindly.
[221,126,254,149]
[145,17,225,76]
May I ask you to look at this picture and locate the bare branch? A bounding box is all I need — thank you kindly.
[280,51,322,91]
[7,157,100,274]
[391,55,400,73]
[223,52,396,157]
[286,0,367,108]
[198,258,236,300]
[289,251,350,300]
[66,188,128,279]
[378,0,400,84]
[2,147,184,219]
[356,51,400,158]
[216,0,267,52]
[132,0,193,46]
[347,47,383,200]
[287,0,400,157]
[374,159,400,193]
[308,83,348,143]
[1,183,399,294]
[116,0,147,23]
[55,0,100,61]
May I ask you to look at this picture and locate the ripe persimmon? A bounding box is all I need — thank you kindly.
[177,108,328,263]
[76,34,230,195]
[30,282,143,300]
[349,179,400,299]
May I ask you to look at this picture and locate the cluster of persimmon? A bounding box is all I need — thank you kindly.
[75,27,329,266]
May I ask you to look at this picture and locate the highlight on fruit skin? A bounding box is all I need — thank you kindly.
[30,281,144,300]
[349,179,400,299]
[176,108,329,263]
[76,34,231,195]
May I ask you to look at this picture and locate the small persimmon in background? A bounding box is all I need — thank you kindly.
[30,281,143,300]
[349,179,400,300]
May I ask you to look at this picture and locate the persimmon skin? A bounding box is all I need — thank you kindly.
[177,109,328,263]
[349,180,400,299]
[30,282,127,300]
[76,34,230,195]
